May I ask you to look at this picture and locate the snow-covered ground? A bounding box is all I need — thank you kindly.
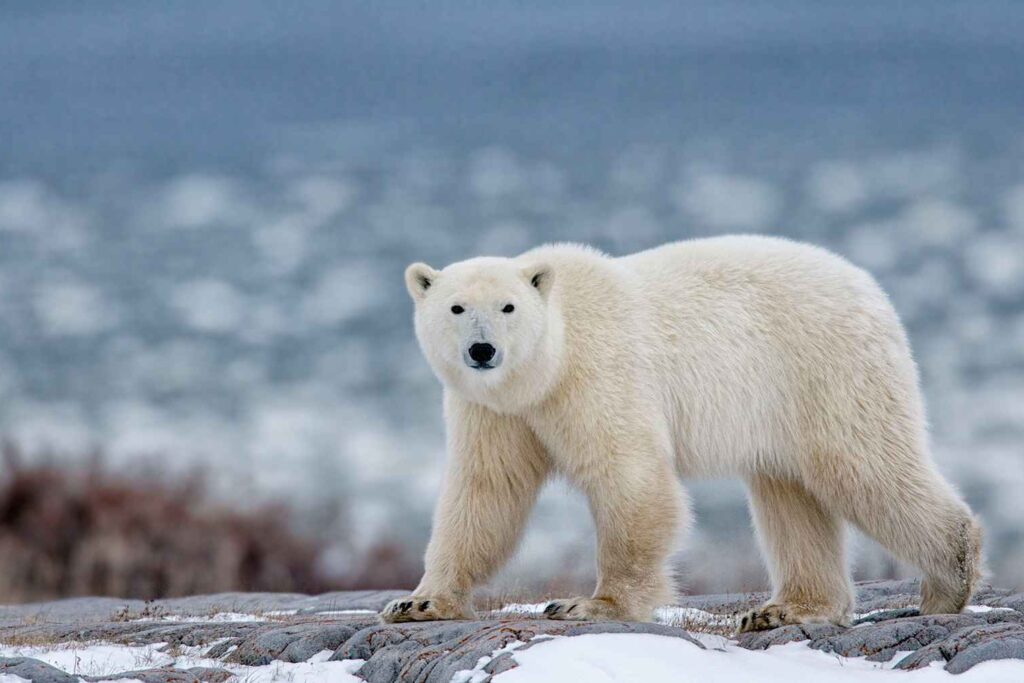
[0,642,365,682]
[3,629,1024,682]
[487,633,1024,683]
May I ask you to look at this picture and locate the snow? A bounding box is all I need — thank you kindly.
[965,605,1015,614]
[452,640,526,683]
[0,642,365,682]
[498,603,549,616]
[4,609,1024,682]
[312,609,378,616]
[493,633,1024,682]
[497,603,734,631]
[0,642,172,678]
[653,606,735,630]
[227,649,364,683]
[131,612,268,623]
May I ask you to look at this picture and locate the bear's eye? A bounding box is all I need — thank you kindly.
[502,304,515,313]
[451,305,464,315]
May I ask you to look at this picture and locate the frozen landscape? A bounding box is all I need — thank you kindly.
[2,581,1024,682]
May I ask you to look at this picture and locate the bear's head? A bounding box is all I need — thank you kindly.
[405,256,560,411]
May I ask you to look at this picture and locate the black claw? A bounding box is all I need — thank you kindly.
[741,615,749,629]
[565,603,577,615]
[419,600,431,611]
[400,601,412,612]
[543,602,560,616]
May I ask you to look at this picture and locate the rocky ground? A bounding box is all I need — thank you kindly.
[1,580,1022,682]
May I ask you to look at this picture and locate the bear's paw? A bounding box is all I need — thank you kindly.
[379,595,473,623]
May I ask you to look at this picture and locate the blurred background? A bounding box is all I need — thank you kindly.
[1,1,1022,603]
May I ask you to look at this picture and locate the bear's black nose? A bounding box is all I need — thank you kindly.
[468,343,496,364]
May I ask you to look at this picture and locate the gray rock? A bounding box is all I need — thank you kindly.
[183,667,237,683]
[736,623,845,650]
[985,593,1024,613]
[228,621,375,665]
[0,590,406,628]
[894,622,1024,673]
[0,657,79,683]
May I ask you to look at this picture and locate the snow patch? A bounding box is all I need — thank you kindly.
[494,633,1024,682]
[0,642,365,682]
[0,642,172,678]
[965,605,1016,614]
[451,639,526,683]
[132,612,267,623]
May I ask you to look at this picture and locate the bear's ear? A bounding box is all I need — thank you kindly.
[522,263,554,299]
[405,262,438,301]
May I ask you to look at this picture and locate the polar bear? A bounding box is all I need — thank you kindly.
[380,236,982,631]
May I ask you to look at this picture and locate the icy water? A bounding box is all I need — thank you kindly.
[1,2,1023,589]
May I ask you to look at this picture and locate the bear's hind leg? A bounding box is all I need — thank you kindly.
[822,462,982,616]
[739,476,853,633]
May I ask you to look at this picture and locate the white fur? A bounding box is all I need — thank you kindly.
[381,236,982,629]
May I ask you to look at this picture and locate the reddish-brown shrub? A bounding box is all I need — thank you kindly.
[0,445,341,602]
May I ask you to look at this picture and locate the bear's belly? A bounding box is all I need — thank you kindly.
[666,392,802,480]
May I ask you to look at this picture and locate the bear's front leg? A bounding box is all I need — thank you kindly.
[544,435,686,623]
[380,394,551,624]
